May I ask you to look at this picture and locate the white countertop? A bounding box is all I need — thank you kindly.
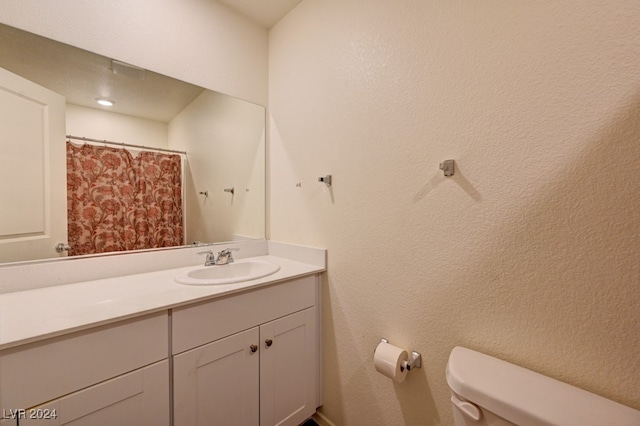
[0,254,324,350]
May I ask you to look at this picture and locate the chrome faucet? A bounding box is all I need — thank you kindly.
[198,248,239,266]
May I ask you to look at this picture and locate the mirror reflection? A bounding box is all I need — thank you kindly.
[0,23,265,264]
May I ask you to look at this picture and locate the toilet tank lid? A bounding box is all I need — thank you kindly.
[446,346,640,426]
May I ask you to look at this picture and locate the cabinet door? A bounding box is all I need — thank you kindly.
[4,360,169,426]
[173,327,259,426]
[260,307,317,426]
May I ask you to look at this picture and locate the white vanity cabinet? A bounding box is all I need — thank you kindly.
[0,255,324,426]
[0,312,170,426]
[172,275,321,426]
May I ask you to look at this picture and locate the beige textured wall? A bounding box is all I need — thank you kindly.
[169,91,265,243]
[269,1,640,425]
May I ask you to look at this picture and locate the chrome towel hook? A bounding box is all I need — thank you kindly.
[318,175,332,187]
[439,159,455,177]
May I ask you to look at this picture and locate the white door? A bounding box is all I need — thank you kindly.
[173,327,260,426]
[260,307,317,426]
[0,66,67,263]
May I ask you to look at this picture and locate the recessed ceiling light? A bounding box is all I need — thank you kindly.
[95,98,115,107]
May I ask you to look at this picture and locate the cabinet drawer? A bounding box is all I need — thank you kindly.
[2,360,169,426]
[0,312,168,412]
[172,275,316,354]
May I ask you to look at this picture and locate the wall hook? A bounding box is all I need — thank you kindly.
[318,175,332,187]
[439,159,455,177]
[224,187,235,195]
[199,190,209,197]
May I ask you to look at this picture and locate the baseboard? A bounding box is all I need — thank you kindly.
[312,411,337,426]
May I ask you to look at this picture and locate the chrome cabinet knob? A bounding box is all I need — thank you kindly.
[265,339,273,347]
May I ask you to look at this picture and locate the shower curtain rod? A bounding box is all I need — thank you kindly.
[66,135,187,155]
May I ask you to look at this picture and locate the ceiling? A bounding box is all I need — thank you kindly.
[217,0,303,28]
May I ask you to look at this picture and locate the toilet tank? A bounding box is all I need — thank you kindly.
[446,346,640,426]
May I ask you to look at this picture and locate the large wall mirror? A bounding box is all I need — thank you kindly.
[0,23,265,264]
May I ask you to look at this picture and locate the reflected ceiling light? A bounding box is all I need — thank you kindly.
[95,98,115,107]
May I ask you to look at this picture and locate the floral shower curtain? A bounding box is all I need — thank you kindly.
[66,143,183,255]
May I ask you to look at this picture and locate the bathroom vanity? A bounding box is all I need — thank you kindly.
[172,275,318,426]
[0,242,324,426]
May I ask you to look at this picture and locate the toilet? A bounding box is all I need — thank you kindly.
[446,346,640,426]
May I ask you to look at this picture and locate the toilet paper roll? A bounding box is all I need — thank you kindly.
[374,341,409,383]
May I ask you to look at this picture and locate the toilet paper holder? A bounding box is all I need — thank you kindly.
[380,338,422,371]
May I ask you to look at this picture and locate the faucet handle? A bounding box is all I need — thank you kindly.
[218,247,239,254]
[197,250,216,266]
[217,247,239,264]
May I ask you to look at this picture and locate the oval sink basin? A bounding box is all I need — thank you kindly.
[175,259,280,285]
